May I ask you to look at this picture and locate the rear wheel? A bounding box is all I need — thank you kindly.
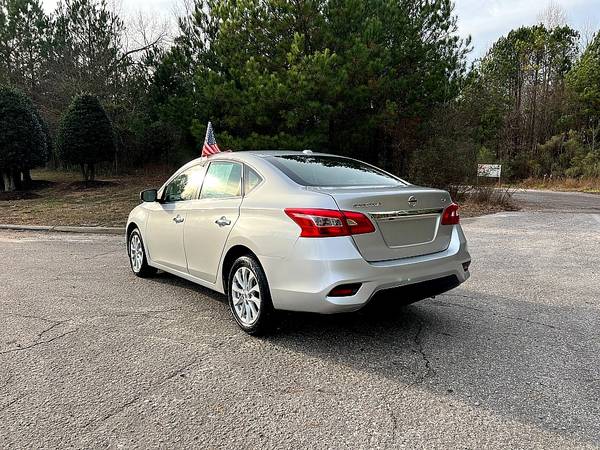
[128,228,157,278]
[227,255,275,335]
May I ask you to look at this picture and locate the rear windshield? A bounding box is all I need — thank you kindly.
[267,155,404,187]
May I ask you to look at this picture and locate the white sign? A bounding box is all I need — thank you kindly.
[477,164,502,178]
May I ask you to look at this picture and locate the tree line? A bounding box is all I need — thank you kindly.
[1,0,599,192]
[466,24,600,180]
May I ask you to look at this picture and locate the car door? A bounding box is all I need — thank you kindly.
[145,164,206,273]
[184,161,243,283]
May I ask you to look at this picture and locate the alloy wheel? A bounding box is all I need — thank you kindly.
[231,266,261,325]
[129,233,143,273]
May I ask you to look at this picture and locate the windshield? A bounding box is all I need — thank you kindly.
[267,155,405,187]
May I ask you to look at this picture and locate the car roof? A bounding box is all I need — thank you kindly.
[185,150,335,166]
[166,150,328,193]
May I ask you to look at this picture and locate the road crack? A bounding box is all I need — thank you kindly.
[83,357,200,429]
[81,250,120,260]
[1,312,58,323]
[82,333,242,431]
[0,319,78,356]
[384,399,398,444]
[385,320,437,434]
[413,320,436,382]
[438,294,560,331]
[0,393,27,413]
[113,307,181,321]
[0,375,14,391]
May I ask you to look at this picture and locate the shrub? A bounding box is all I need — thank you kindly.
[0,86,46,191]
[56,94,115,181]
[477,146,497,164]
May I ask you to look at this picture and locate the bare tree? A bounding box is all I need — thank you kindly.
[538,1,567,29]
[580,18,597,51]
[171,0,195,24]
[123,10,172,61]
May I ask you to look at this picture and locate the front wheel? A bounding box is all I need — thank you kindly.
[128,228,157,278]
[227,255,275,335]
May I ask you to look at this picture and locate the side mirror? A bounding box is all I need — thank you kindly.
[140,189,158,202]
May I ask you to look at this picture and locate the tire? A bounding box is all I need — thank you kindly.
[128,228,157,278]
[227,255,275,335]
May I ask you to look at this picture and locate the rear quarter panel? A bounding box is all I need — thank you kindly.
[231,190,339,258]
[221,172,341,287]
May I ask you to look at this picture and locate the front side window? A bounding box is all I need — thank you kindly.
[200,161,242,199]
[163,165,205,203]
[266,155,405,187]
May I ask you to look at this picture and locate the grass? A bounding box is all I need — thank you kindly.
[511,177,600,193]
[0,168,169,227]
[0,169,517,227]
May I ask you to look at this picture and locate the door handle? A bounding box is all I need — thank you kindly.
[215,216,231,227]
[172,215,184,224]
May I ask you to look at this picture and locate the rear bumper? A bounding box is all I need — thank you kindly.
[370,274,461,305]
[260,225,471,313]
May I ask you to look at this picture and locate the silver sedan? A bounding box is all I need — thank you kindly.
[127,151,471,334]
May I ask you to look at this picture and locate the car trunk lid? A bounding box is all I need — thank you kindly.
[313,185,454,262]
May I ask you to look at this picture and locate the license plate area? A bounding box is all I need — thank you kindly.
[374,213,440,248]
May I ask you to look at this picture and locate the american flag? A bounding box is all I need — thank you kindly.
[202,121,221,156]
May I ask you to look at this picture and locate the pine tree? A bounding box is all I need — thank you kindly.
[0,0,51,100]
[56,94,116,181]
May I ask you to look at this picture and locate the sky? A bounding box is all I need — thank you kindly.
[41,0,600,61]
[454,0,600,60]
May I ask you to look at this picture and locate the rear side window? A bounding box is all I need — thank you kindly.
[163,165,205,202]
[267,155,403,187]
[244,166,263,194]
[200,161,242,199]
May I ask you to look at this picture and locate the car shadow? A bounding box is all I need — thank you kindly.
[268,289,599,445]
[147,270,228,304]
[142,271,599,445]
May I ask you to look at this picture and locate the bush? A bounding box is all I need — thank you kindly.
[567,151,600,178]
[56,94,115,181]
[0,86,47,191]
[470,185,515,206]
[477,146,496,164]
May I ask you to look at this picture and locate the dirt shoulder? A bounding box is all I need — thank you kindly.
[1,169,517,227]
[0,169,167,227]
[459,199,519,218]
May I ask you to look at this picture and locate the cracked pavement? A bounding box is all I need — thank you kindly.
[1,201,599,448]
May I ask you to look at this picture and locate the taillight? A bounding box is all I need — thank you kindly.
[441,203,460,225]
[343,210,376,235]
[284,208,375,238]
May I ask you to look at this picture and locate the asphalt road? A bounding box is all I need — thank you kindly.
[512,188,600,213]
[1,195,599,448]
